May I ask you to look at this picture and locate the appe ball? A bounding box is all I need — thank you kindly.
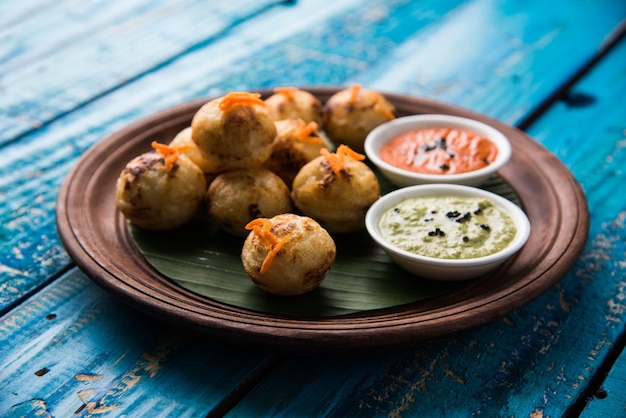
[191,92,277,170]
[169,127,224,178]
[323,84,396,153]
[264,87,325,125]
[291,146,380,234]
[263,118,329,187]
[115,147,206,230]
[206,168,293,237]
[241,214,336,295]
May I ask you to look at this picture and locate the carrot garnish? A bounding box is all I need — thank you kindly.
[295,119,323,144]
[336,144,366,161]
[245,218,291,274]
[261,236,289,274]
[274,86,299,100]
[320,148,342,174]
[348,84,362,104]
[320,144,365,175]
[346,84,394,120]
[246,219,278,246]
[219,92,265,111]
[151,141,193,171]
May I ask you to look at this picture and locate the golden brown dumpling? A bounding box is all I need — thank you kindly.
[241,214,336,295]
[206,168,293,237]
[264,86,324,125]
[263,118,329,187]
[291,145,380,234]
[169,127,222,179]
[115,142,207,230]
[191,92,277,170]
[323,84,396,153]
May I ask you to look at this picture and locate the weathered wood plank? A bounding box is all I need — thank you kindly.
[0,0,285,146]
[0,268,275,416]
[535,34,626,418]
[362,0,626,124]
[0,0,57,28]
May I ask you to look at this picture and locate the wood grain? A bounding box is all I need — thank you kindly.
[0,269,276,416]
[0,0,284,146]
[56,89,589,351]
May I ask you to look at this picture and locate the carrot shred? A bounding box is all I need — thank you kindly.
[274,86,299,100]
[260,235,289,274]
[320,148,342,174]
[348,84,362,104]
[320,144,365,175]
[295,120,323,144]
[219,92,265,111]
[336,144,365,161]
[245,218,292,273]
[246,219,278,246]
[346,84,394,120]
[151,141,193,171]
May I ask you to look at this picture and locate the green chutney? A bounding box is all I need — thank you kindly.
[379,196,517,259]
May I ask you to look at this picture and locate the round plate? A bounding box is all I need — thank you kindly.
[56,87,589,351]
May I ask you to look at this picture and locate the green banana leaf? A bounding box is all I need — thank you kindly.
[130,175,519,317]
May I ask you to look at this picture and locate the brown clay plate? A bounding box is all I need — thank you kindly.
[56,87,589,351]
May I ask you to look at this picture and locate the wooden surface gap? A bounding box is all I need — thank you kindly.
[566,324,626,416]
[0,263,74,318]
[206,355,282,417]
[516,18,626,132]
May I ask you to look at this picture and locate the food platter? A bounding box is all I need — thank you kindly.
[56,87,589,351]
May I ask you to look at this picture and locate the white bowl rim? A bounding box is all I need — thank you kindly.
[364,114,512,182]
[365,183,531,267]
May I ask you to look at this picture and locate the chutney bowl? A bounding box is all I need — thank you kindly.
[365,184,531,281]
[364,114,512,187]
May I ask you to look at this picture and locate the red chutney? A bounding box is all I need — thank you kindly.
[380,128,498,175]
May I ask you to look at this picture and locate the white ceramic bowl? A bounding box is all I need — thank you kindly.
[364,114,512,187]
[365,184,530,281]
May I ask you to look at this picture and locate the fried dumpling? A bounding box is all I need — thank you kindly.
[241,214,336,295]
[191,92,277,170]
[291,145,380,234]
[115,142,207,230]
[206,168,293,237]
[323,84,395,153]
[263,118,329,187]
[264,86,324,125]
[169,126,222,179]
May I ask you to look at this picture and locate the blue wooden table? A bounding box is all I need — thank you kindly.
[2,0,626,416]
